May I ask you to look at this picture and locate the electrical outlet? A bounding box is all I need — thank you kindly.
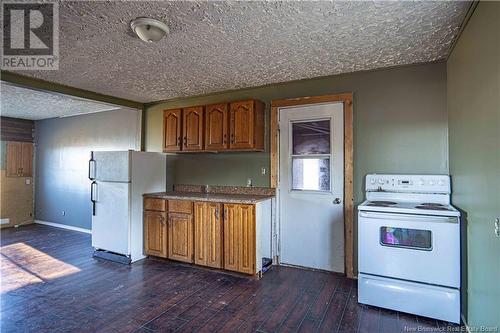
[61,210,65,216]
[261,167,267,175]
[246,178,253,187]
[495,218,499,238]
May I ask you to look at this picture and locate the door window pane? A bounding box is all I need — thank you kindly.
[292,120,330,155]
[380,227,432,251]
[292,158,330,191]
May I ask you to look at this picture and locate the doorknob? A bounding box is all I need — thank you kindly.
[333,198,342,205]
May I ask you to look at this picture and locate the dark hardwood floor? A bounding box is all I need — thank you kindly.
[1,224,462,333]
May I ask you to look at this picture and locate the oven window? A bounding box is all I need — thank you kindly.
[380,227,432,250]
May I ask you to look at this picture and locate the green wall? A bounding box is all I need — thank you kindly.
[146,62,448,204]
[448,2,500,328]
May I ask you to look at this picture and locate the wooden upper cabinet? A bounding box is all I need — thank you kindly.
[21,143,33,177]
[182,106,204,151]
[6,142,22,177]
[194,202,223,268]
[144,210,167,258]
[223,203,256,275]
[168,210,194,263]
[163,109,182,152]
[6,141,33,177]
[205,103,228,151]
[162,100,264,153]
[229,100,265,151]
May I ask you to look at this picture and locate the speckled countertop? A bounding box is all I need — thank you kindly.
[144,191,274,204]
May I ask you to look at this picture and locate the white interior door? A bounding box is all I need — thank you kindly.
[279,102,344,272]
[92,181,130,255]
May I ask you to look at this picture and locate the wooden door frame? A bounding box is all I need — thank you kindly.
[270,93,354,278]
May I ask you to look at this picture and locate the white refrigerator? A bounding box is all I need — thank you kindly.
[89,150,170,263]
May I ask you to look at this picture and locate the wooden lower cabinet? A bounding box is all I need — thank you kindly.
[168,212,194,263]
[194,202,223,268]
[144,198,259,276]
[223,204,256,275]
[144,210,167,258]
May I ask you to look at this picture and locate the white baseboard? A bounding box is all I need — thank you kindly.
[35,220,91,234]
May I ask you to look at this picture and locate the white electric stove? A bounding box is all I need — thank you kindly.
[358,174,461,323]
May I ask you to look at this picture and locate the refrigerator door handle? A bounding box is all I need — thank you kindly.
[91,181,97,216]
[88,152,96,180]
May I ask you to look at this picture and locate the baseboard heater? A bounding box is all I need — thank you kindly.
[93,249,131,265]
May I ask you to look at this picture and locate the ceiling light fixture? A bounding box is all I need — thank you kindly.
[130,17,169,43]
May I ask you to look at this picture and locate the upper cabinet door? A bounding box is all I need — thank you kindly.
[163,109,182,152]
[205,103,228,151]
[229,101,255,150]
[6,142,22,177]
[21,143,33,177]
[182,106,204,151]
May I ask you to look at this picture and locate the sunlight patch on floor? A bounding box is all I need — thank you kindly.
[0,242,81,293]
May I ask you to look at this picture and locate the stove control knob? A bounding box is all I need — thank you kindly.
[370,179,376,185]
[438,180,445,186]
[419,179,425,186]
[429,180,435,186]
[378,179,385,185]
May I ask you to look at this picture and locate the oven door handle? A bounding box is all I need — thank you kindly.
[359,211,458,223]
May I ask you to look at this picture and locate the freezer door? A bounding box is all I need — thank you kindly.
[92,181,130,255]
[92,151,130,182]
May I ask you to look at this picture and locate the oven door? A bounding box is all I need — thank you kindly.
[358,211,460,288]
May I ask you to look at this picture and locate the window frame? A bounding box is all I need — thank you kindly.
[288,117,334,194]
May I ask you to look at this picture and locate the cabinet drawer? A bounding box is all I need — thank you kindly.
[144,198,166,211]
[168,200,193,214]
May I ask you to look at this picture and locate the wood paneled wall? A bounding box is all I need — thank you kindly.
[1,117,34,142]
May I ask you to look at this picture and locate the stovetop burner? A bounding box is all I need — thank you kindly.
[420,203,444,207]
[415,205,452,211]
[369,201,397,205]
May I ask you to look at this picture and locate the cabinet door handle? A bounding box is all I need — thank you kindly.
[183,137,187,145]
[215,207,219,220]
[177,137,181,146]
[223,134,227,144]
[159,215,166,225]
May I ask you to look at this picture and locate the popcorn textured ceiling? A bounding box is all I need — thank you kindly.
[16,1,470,103]
[1,83,122,120]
